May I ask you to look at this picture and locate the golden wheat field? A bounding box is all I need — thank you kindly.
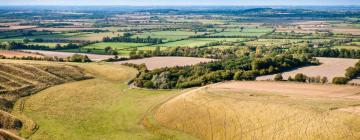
[155,81,360,140]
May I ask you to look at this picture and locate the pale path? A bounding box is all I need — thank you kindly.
[114,56,215,70]
[257,57,359,83]
[22,50,114,61]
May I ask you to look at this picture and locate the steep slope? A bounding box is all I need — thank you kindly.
[0,60,92,139]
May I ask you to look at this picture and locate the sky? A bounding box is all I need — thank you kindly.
[0,0,359,6]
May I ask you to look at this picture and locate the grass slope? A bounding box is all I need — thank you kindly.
[155,81,360,140]
[12,63,196,140]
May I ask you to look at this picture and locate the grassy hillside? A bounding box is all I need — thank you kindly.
[155,81,360,140]
[0,60,91,139]
[11,62,196,140]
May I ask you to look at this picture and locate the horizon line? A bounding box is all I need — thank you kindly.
[1,5,360,7]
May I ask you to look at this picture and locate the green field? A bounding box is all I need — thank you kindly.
[209,27,274,37]
[246,39,304,46]
[154,38,247,48]
[133,31,203,42]
[7,32,87,40]
[26,42,70,48]
[333,45,360,50]
[12,63,196,140]
[84,42,148,49]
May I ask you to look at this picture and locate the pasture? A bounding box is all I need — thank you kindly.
[11,62,196,140]
[0,60,90,138]
[26,43,69,48]
[154,38,246,48]
[133,31,201,42]
[155,81,360,140]
[209,27,273,37]
[83,42,148,50]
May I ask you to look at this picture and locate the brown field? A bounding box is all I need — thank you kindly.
[155,81,360,140]
[114,56,215,70]
[275,27,315,33]
[22,50,114,61]
[257,57,359,83]
[34,27,102,32]
[0,50,43,58]
[332,28,360,35]
[0,26,37,31]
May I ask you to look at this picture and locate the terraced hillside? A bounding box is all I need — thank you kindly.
[0,60,91,139]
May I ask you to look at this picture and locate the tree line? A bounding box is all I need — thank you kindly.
[102,33,163,44]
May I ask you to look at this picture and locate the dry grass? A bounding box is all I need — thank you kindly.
[257,57,359,82]
[115,56,215,70]
[0,60,91,139]
[10,62,196,140]
[0,129,24,140]
[155,81,360,140]
[331,28,360,35]
[21,50,114,61]
[0,50,43,58]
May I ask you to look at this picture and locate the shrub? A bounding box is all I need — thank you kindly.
[274,74,283,81]
[321,77,328,83]
[67,54,92,63]
[294,73,307,82]
[143,81,154,89]
[332,77,349,85]
[345,67,359,79]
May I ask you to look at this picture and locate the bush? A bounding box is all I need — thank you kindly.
[332,77,349,85]
[143,81,154,89]
[321,77,328,83]
[294,73,307,82]
[67,54,92,63]
[274,74,283,81]
[345,67,359,79]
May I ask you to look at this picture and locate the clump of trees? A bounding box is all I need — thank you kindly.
[67,54,92,63]
[103,33,163,44]
[287,73,328,84]
[130,54,315,89]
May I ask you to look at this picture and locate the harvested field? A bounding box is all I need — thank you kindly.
[35,27,102,32]
[21,50,114,61]
[114,56,215,70]
[332,28,360,35]
[257,57,359,82]
[0,50,43,58]
[155,81,360,140]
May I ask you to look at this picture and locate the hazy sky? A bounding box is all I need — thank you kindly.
[1,0,359,6]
